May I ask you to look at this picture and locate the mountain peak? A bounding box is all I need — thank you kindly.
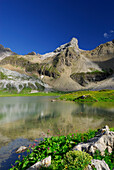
[70,37,78,44]
[69,37,79,50]
[54,37,79,53]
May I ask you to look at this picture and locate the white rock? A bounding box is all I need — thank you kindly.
[41,75,44,79]
[30,90,39,93]
[88,159,110,170]
[16,146,27,153]
[73,125,114,155]
[27,156,51,170]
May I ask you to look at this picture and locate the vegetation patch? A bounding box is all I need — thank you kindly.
[10,129,97,170]
[0,89,63,97]
[25,63,39,72]
[59,90,114,103]
[38,64,60,79]
[9,128,114,170]
[73,95,97,102]
[0,71,8,79]
[63,150,92,170]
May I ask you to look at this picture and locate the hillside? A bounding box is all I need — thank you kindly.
[0,38,114,92]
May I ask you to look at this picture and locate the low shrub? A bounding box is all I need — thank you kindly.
[63,150,92,170]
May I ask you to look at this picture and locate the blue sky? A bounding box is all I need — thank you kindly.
[0,0,114,55]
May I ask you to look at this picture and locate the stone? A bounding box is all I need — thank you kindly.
[88,159,110,170]
[41,75,44,79]
[16,146,27,153]
[51,99,56,102]
[30,90,39,93]
[73,125,114,155]
[27,156,51,170]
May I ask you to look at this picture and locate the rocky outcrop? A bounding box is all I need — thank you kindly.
[89,41,114,56]
[27,156,51,170]
[88,159,110,170]
[70,71,113,86]
[54,37,79,53]
[0,44,16,60]
[53,46,78,68]
[0,44,12,52]
[73,125,114,156]
[0,67,51,92]
[27,52,36,55]
[37,65,60,79]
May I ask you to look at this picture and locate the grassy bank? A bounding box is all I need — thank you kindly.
[0,89,114,102]
[10,128,114,170]
[59,90,114,103]
[0,89,64,97]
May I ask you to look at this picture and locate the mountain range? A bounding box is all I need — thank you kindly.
[0,38,114,92]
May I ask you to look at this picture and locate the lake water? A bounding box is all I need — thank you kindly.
[0,96,114,169]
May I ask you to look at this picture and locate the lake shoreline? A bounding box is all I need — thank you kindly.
[0,91,63,97]
[0,89,114,103]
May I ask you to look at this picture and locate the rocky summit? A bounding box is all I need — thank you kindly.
[0,38,114,92]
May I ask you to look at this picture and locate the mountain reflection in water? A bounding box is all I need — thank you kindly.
[0,96,114,149]
[0,96,114,169]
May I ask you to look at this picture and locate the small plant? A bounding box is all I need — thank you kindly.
[63,150,92,170]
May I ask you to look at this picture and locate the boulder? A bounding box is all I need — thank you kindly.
[88,159,110,170]
[16,146,27,153]
[27,156,51,170]
[73,125,114,155]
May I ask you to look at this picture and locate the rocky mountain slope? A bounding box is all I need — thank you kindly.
[0,38,114,92]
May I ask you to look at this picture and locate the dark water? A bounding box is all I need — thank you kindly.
[0,96,114,169]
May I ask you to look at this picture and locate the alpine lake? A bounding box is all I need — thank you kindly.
[0,96,114,169]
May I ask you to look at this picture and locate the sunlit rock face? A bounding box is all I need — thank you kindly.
[0,67,51,92]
